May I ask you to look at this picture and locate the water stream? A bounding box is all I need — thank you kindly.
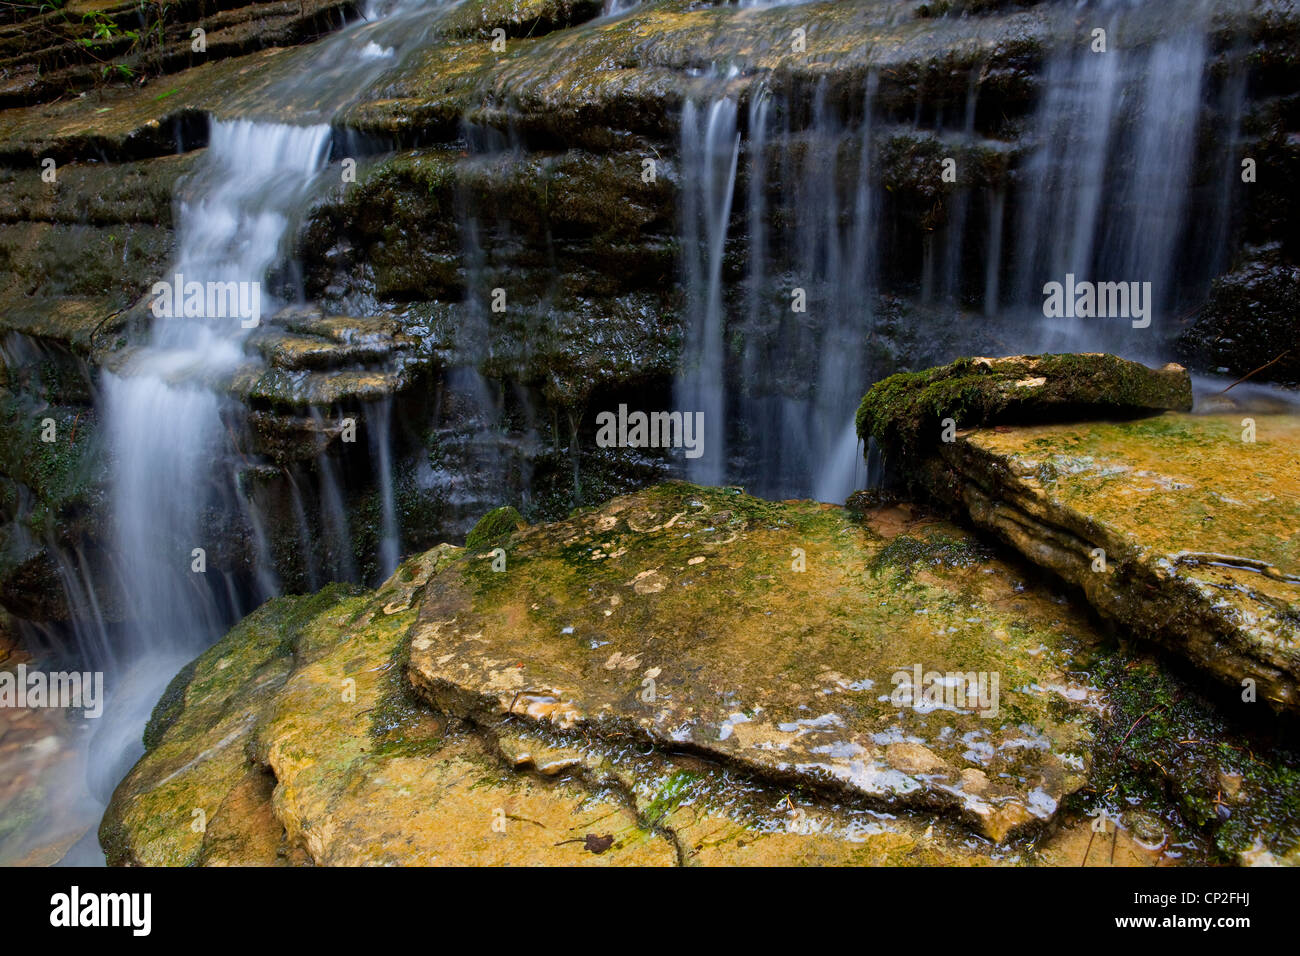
[0,0,1265,864]
[44,0,455,865]
[673,0,1245,501]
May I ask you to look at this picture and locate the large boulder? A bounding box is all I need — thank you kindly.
[407,482,1107,843]
[1175,248,1300,386]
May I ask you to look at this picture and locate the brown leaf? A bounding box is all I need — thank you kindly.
[583,833,614,854]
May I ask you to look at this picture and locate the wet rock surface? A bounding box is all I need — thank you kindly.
[99,535,962,865]
[1175,248,1300,386]
[856,353,1194,471]
[100,483,1300,864]
[862,366,1300,715]
[408,482,1106,843]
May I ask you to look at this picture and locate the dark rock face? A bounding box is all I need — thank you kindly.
[1175,249,1300,386]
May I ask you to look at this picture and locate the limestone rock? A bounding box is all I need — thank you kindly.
[875,404,1300,714]
[856,353,1194,467]
[408,481,1104,842]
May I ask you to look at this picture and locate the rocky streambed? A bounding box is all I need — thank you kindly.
[0,0,1298,868]
[94,355,1300,866]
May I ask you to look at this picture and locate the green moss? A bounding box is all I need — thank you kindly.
[642,769,699,830]
[141,584,363,753]
[856,353,1194,464]
[869,530,992,579]
[466,505,526,550]
[142,659,198,753]
[1072,653,1300,862]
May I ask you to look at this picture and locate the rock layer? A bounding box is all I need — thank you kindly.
[100,483,1300,864]
[860,359,1299,714]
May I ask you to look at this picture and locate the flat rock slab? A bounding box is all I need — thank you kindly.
[408,482,1103,841]
[926,412,1300,712]
[101,532,1066,866]
[101,546,673,866]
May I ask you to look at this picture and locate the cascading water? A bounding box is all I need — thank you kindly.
[672,0,1244,502]
[678,78,880,502]
[2,0,1268,867]
[676,95,740,489]
[44,0,454,864]
[1009,0,1225,359]
[87,119,334,812]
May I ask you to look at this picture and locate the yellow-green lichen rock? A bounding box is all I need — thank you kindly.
[106,483,1287,865]
[408,481,1105,842]
[914,412,1300,714]
[101,545,673,866]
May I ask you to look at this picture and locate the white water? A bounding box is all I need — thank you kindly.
[681,77,880,501]
[46,0,453,865]
[673,0,1241,503]
[676,97,740,488]
[1010,1,1218,359]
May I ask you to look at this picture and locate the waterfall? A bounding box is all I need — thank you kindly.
[670,1,1242,502]
[679,78,879,502]
[40,0,452,864]
[88,118,334,816]
[676,96,740,488]
[367,397,402,579]
[1008,0,1223,358]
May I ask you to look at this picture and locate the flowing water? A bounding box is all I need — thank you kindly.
[674,0,1245,501]
[676,95,741,489]
[1009,0,1226,359]
[1,0,1261,863]
[31,0,456,865]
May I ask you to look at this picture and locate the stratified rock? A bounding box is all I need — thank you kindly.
[101,545,672,865]
[0,0,356,111]
[435,0,604,40]
[103,482,1300,863]
[872,404,1300,715]
[101,532,1008,865]
[409,481,1105,843]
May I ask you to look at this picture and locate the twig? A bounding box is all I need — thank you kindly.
[1119,704,1161,749]
[1218,350,1291,394]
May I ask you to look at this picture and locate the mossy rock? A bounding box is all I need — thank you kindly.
[465,505,526,549]
[856,353,1193,464]
[100,484,1300,864]
[435,0,604,40]
[908,412,1300,715]
[411,481,1110,843]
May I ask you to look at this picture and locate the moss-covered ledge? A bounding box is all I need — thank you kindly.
[856,353,1193,469]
